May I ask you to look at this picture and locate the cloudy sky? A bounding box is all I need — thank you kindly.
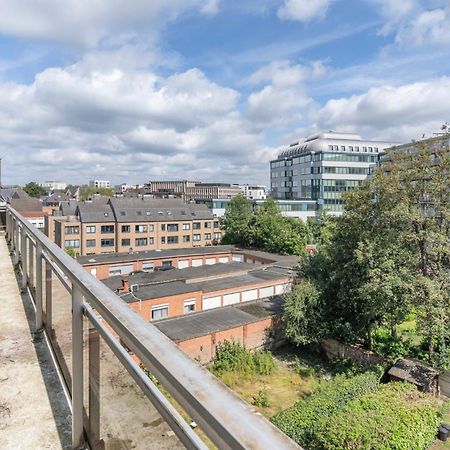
[1,0,450,186]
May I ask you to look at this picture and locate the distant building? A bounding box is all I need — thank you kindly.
[0,188,46,229]
[146,180,242,201]
[39,181,67,191]
[196,198,317,221]
[89,180,110,189]
[270,131,397,215]
[239,184,267,200]
[46,198,221,256]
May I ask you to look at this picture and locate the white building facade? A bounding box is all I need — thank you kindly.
[270,131,396,215]
[39,181,67,191]
[239,184,267,200]
[89,180,111,189]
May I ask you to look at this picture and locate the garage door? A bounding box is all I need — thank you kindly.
[232,254,243,262]
[259,286,274,298]
[218,256,229,263]
[223,292,240,306]
[203,296,222,310]
[205,258,216,265]
[192,259,203,267]
[242,289,258,302]
[109,264,133,276]
[178,259,189,269]
[275,283,291,295]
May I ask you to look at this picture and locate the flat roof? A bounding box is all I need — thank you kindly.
[103,261,257,291]
[154,297,283,342]
[77,245,236,265]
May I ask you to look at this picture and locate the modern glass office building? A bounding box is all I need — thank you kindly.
[270,131,397,214]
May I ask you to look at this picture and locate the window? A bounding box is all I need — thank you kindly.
[182,223,190,230]
[135,238,148,247]
[101,225,114,234]
[161,224,166,231]
[135,225,147,233]
[214,232,221,240]
[193,222,201,230]
[121,238,130,246]
[65,239,80,248]
[101,238,114,247]
[65,226,79,234]
[167,224,178,232]
[142,262,154,272]
[162,260,172,268]
[183,235,190,243]
[193,234,201,241]
[86,226,96,233]
[149,224,154,232]
[167,236,179,244]
[184,300,196,314]
[205,233,212,240]
[151,305,168,320]
[149,237,154,244]
[86,239,96,247]
[204,222,212,228]
[213,221,219,228]
[121,225,130,233]
[161,237,166,244]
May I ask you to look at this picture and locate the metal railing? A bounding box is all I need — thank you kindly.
[5,206,300,450]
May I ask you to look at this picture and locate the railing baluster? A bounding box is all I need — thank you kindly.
[28,239,34,292]
[13,218,19,265]
[35,244,43,331]
[72,286,85,449]
[45,260,52,331]
[89,326,100,447]
[21,228,27,291]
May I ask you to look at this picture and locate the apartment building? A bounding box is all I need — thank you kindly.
[146,180,242,201]
[89,179,111,189]
[270,131,396,214]
[39,181,67,191]
[239,184,267,200]
[50,198,221,256]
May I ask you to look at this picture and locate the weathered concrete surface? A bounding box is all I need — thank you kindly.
[0,236,72,449]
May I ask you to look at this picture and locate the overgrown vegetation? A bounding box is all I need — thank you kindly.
[23,181,47,197]
[272,372,380,448]
[282,140,450,368]
[221,196,310,255]
[272,373,440,450]
[210,340,275,380]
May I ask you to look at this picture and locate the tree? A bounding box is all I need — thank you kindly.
[23,181,47,197]
[283,280,322,345]
[250,199,308,255]
[221,194,253,246]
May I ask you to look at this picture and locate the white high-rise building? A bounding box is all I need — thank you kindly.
[239,184,267,200]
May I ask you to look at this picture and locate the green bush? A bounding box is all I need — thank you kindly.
[315,382,440,450]
[252,387,270,408]
[271,372,380,448]
[210,340,275,377]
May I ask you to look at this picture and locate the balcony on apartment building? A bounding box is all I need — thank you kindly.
[0,205,300,450]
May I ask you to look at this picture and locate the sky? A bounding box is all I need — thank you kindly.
[1,0,450,186]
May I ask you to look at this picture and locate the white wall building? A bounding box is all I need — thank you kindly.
[39,181,67,191]
[89,180,111,189]
[239,184,267,200]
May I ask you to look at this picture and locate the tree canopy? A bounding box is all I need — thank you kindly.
[23,181,47,197]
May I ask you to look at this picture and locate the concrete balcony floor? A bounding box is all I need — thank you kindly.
[0,235,72,449]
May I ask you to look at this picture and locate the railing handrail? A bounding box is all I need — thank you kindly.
[6,206,300,450]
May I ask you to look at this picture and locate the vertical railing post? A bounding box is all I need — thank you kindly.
[13,218,19,265]
[6,210,10,242]
[45,260,52,331]
[28,239,34,292]
[35,244,43,331]
[72,286,85,449]
[89,327,100,447]
[21,228,28,291]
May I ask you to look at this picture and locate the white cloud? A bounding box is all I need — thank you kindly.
[0,0,217,47]
[314,77,450,142]
[278,0,333,22]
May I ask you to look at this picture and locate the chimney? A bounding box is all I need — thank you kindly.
[122,279,129,292]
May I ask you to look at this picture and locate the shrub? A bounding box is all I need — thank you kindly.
[315,382,440,450]
[271,372,380,448]
[252,387,270,408]
[210,340,275,378]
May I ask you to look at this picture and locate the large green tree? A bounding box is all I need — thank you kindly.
[23,181,47,197]
[221,194,253,246]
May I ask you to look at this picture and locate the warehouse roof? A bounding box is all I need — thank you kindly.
[154,297,283,342]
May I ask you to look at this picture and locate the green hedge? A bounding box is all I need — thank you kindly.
[271,372,380,448]
[315,382,439,450]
